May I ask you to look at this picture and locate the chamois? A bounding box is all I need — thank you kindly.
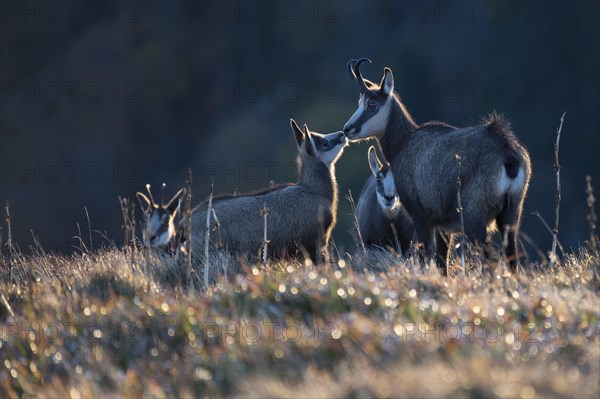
[343,59,531,273]
[186,120,347,263]
[356,145,415,254]
[136,184,186,250]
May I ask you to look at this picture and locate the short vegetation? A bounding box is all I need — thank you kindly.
[0,240,598,398]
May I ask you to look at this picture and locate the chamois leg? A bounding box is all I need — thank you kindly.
[434,228,449,276]
[463,218,494,274]
[302,241,318,265]
[413,217,435,272]
[496,195,524,272]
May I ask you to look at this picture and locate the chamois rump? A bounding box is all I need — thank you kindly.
[356,145,415,254]
[343,59,531,273]
[136,184,186,250]
[185,120,348,263]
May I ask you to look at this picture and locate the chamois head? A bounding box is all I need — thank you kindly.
[368,146,400,217]
[290,119,347,166]
[136,184,186,249]
[343,58,395,140]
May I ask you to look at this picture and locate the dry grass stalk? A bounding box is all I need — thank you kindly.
[261,203,270,267]
[455,154,465,275]
[550,111,566,267]
[204,179,214,288]
[585,175,598,249]
[346,190,366,256]
[185,167,194,286]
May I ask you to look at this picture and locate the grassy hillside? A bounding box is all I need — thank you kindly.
[0,244,598,398]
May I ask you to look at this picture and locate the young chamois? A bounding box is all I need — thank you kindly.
[136,184,186,250]
[343,59,531,273]
[356,145,415,254]
[186,120,348,263]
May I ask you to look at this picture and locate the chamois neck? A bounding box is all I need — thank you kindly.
[298,155,335,202]
[379,95,418,162]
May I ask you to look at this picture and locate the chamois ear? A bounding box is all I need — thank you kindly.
[290,119,305,148]
[379,67,394,96]
[136,192,152,212]
[303,124,316,156]
[165,188,186,216]
[368,146,381,175]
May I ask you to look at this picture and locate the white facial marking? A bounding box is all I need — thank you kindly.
[319,135,348,166]
[382,172,397,198]
[345,96,366,136]
[153,229,172,248]
[346,95,393,140]
[148,212,162,231]
[376,171,400,218]
[362,96,392,138]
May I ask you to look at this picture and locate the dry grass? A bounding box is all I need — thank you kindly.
[0,244,598,398]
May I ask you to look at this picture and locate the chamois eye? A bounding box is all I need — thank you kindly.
[368,101,377,110]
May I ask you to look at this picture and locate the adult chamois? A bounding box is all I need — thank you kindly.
[186,120,347,263]
[343,59,531,273]
[356,145,415,254]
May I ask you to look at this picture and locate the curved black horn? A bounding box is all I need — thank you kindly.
[347,59,358,80]
[353,58,372,93]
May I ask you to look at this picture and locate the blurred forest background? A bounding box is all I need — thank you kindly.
[1,0,598,256]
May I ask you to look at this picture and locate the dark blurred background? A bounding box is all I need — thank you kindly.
[1,0,598,257]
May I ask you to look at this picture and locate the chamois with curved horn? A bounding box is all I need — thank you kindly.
[343,59,531,273]
[356,145,415,253]
[185,120,348,263]
[136,183,186,250]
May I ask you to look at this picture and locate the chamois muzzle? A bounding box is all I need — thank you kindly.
[326,131,346,147]
[343,126,358,138]
[384,196,395,206]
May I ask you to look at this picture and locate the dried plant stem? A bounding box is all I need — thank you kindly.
[129,199,136,266]
[5,201,13,253]
[211,209,222,249]
[5,201,13,284]
[1,294,14,317]
[585,175,598,249]
[261,204,269,267]
[185,168,194,287]
[530,211,564,254]
[118,197,130,248]
[204,179,214,288]
[84,206,93,251]
[550,112,566,268]
[346,190,366,256]
[455,154,465,275]
[211,208,226,275]
[118,196,136,267]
